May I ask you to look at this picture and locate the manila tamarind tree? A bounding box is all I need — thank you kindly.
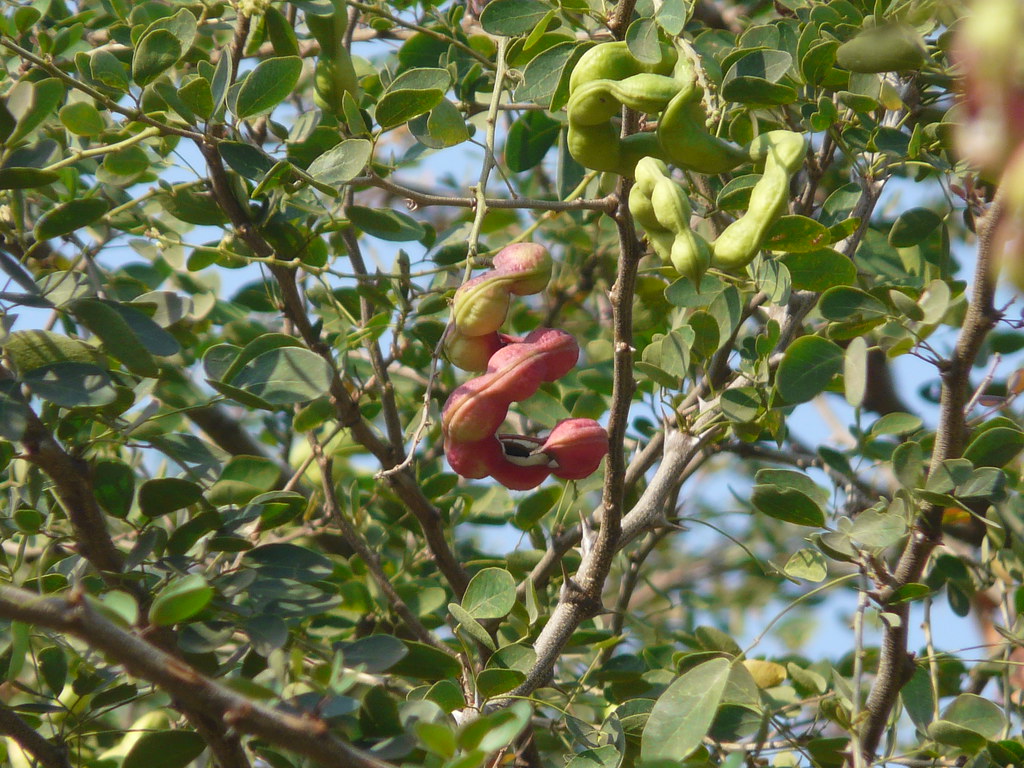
[1,0,1024,767]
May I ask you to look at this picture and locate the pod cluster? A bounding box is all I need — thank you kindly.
[629,130,807,281]
[566,41,808,281]
[441,245,608,490]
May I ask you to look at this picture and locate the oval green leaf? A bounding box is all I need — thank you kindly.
[235,56,302,118]
[132,29,182,87]
[35,198,110,240]
[775,335,843,404]
[150,574,214,626]
[462,567,516,620]
[641,657,732,762]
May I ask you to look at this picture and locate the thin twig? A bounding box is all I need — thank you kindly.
[0,704,71,768]
[313,437,457,654]
[0,586,390,768]
[364,172,618,215]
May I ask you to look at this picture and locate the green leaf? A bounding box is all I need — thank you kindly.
[0,382,29,440]
[462,567,516,619]
[178,77,215,120]
[751,485,826,527]
[477,668,524,699]
[942,693,1008,741]
[144,8,198,57]
[480,0,549,36]
[230,347,333,405]
[93,459,136,518]
[390,641,463,681]
[138,477,204,517]
[23,362,118,407]
[71,298,159,377]
[819,286,888,320]
[724,49,793,84]
[506,110,560,173]
[35,198,109,240]
[515,42,579,107]
[307,138,372,189]
[927,720,988,755]
[376,88,444,130]
[962,427,1024,468]
[123,730,206,768]
[209,455,280,505]
[641,658,731,762]
[132,30,182,87]
[150,574,214,626]
[235,56,303,118]
[843,335,867,407]
[410,98,469,148]
[754,469,829,506]
[0,167,59,189]
[449,602,496,651]
[721,77,796,105]
[775,336,843,403]
[342,635,409,673]
[264,5,300,56]
[348,205,426,242]
[870,412,923,437]
[764,215,830,253]
[626,17,662,64]
[720,387,761,423]
[91,49,130,91]
[8,78,65,144]
[566,746,620,768]
[889,207,943,247]
[655,0,690,35]
[59,102,104,136]
[4,329,101,371]
[784,548,827,582]
[849,508,907,549]
[388,67,451,93]
[903,666,936,729]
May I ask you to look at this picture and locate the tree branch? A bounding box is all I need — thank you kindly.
[364,172,618,215]
[0,703,71,768]
[315,439,457,655]
[0,586,390,768]
[198,140,470,596]
[858,190,1005,762]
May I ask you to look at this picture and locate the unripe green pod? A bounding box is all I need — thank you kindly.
[835,23,926,73]
[314,54,359,117]
[712,131,806,271]
[659,98,748,174]
[306,0,348,54]
[568,41,677,93]
[566,117,663,177]
[670,229,711,286]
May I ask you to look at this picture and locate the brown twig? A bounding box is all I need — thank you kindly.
[857,190,1005,762]
[314,439,457,654]
[364,171,619,215]
[0,586,390,768]
[0,704,71,768]
[197,140,470,596]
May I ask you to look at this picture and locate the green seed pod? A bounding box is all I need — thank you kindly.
[313,54,359,117]
[712,131,806,271]
[568,41,677,93]
[835,23,926,73]
[306,0,348,54]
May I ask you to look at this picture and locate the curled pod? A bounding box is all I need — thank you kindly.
[442,328,579,445]
[568,40,677,93]
[444,243,552,371]
[712,130,807,272]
